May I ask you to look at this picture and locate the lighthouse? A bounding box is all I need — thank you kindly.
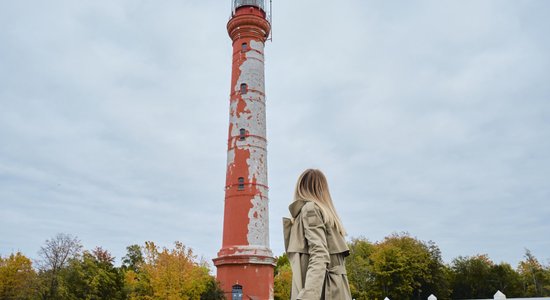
[212,0,275,299]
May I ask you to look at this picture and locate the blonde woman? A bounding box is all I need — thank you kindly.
[283,169,352,299]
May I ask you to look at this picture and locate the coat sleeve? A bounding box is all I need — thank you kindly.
[297,203,330,299]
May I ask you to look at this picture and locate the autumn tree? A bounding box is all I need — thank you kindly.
[273,254,292,300]
[124,241,223,300]
[122,244,153,299]
[0,252,38,299]
[145,241,210,299]
[518,249,550,297]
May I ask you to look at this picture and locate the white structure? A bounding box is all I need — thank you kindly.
[428,294,437,300]
[494,290,506,300]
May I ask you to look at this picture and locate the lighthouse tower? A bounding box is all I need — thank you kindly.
[213,0,274,299]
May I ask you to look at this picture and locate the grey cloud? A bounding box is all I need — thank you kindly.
[1,0,549,267]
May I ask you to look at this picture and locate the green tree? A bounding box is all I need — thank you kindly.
[122,245,144,273]
[199,277,225,300]
[344,234,450,300]
[63,247,125,300]
[370,238,420,299]
[0,252,38,299]
[418,241,452,300]
[345,237,374,300]
[450,254,495,299]
[370,233,447,300]
[489,262,522,297]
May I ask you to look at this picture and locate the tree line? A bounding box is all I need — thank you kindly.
[275,233,550,300]
[2,232,550,300]
[0,233,224,300]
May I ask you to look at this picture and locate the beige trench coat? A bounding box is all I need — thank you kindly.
[283,200,352,300]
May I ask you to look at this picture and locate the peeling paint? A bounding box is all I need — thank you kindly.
[247,191,269,246]
[226,148,235,168]
[219,244,273,257]
[246,148,267,185]
[229,98,266,142]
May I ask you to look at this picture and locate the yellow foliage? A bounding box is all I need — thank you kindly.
[125,241,212,300]
[0,252,37,299]
[274,264,292,300]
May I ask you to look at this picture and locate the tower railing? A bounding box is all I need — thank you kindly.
[231,0,272,26]
[234,0,265,10]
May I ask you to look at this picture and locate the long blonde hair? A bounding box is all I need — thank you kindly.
[294,169,347,236]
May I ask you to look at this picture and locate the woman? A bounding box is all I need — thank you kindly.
[283,169,352,300]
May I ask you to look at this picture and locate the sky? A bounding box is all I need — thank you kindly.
[1,0,549,268]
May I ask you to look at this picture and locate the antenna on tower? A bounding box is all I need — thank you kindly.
[267,0,273,41]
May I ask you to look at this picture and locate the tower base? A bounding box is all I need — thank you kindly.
[214,260,275,300]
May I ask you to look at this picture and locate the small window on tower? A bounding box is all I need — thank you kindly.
[241,43,248,51]
[239,128,246,140]
[238,177,245,191]
[240,83,247,94]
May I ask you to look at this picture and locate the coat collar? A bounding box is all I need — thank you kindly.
[288,199,310,218]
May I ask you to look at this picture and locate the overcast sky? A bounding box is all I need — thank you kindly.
[1,0,549,268]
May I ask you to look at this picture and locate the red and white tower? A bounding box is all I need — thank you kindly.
[213,0,274,299]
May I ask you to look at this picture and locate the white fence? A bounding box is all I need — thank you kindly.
[379,290,550,300]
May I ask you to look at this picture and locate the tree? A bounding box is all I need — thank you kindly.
[418,241,452,300]
[144,241,211,299]
[124,241,220,300]
[518,249,550,296]
[38,233,82,272]
[122,244,153,299]
[63,247,125,300]
[369,233,447,300]
[344,233,450,300]
[370,238,420,299]
[450,254,495,299]
[490,262,522,297]
[274,254,292,300]
[0,252,38,299]
[123,268,153,300]
[345,237,374,300]
[122,244,144,273]
[37,233,82,299]
[199,277,225,300]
